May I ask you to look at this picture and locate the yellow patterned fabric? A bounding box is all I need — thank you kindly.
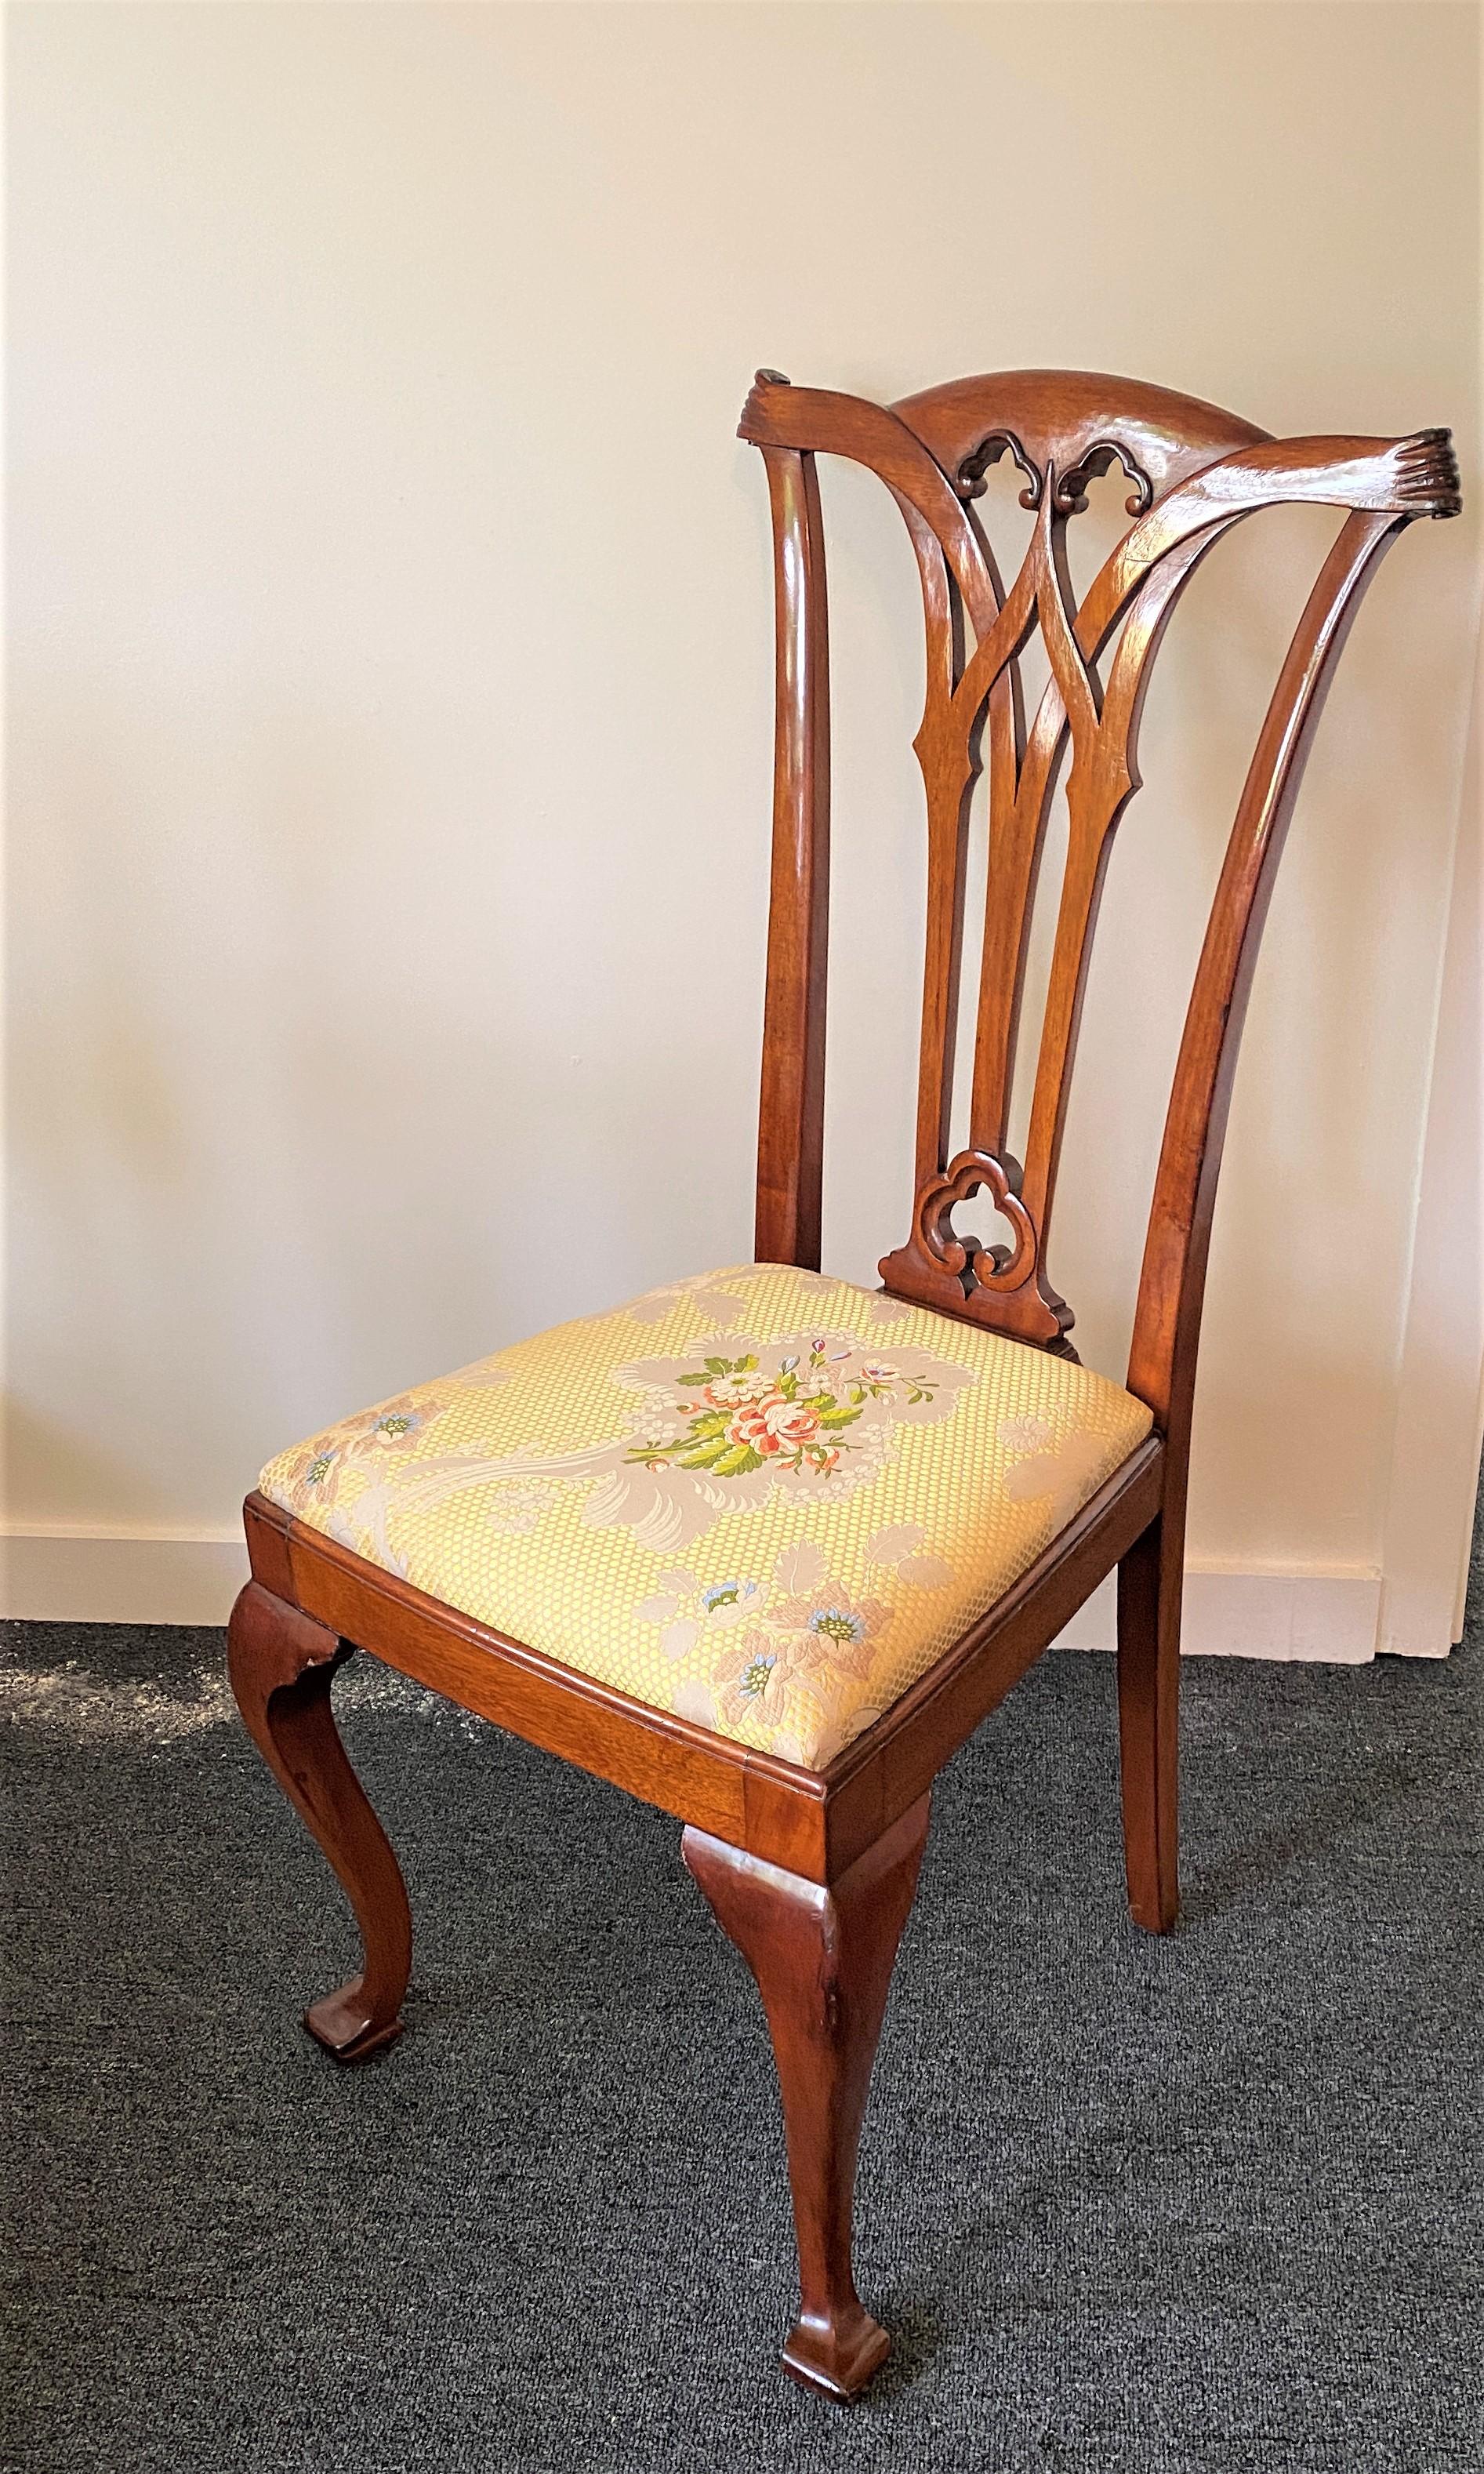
[258,1264,1152,1771]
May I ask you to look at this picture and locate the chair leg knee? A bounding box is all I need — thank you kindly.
[683,1794,931,2400]
[1116,1514,1182,1932]
[227,1580,412,2060]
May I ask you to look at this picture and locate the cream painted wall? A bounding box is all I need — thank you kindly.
[6,2,1481,1636]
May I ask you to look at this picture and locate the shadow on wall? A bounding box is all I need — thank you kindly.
[7,684,757,1535]
[2,1403,158,1532]
[9,431,1475,1576]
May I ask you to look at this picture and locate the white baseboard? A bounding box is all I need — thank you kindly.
[0,1525,1410,1662]
[1054,1564,1390,1662]
[1,1526,250,1626]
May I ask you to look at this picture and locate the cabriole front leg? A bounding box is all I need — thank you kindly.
[227,1580,412,2061]
[683,1794,931,2400]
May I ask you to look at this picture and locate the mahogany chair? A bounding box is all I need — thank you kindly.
[229,367,1459,2400]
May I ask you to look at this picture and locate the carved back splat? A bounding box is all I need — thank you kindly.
[740,368,1459,1428]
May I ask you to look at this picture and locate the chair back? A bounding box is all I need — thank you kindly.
[742,366,1459,1437]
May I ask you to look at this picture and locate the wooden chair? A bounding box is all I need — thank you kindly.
[229,367,1458,2400]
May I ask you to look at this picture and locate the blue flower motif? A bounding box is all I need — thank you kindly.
[809,1605,867,1644]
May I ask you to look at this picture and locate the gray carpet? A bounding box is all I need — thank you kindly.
[4,1542,1481,2472]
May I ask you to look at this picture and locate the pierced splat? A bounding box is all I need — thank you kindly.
[954,423,1155,520]
[1054,436,1154,517]
[739,369,1460,1379]
[875,426,1228,1346]
[956,426,1043,508]
[879,1145,1064,1344]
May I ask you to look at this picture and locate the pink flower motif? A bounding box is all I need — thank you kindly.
[728,1405,782,1455]
[727,1391,822,1456]
[762,1397,822,1445]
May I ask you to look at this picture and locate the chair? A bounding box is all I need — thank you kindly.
[229,367,1459,2400]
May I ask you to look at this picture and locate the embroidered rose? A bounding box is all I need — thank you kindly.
[622,1335,921,1485]
[464,1328,975,1553]
[622,1348,861,1482]
[729,1391,823,1455]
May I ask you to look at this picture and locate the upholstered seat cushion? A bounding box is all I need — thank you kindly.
[258,1263,1152,1771]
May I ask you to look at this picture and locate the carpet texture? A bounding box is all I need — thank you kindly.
[4,1547,1480,2472]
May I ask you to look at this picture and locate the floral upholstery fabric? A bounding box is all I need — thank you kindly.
[257,1264,1152,1771]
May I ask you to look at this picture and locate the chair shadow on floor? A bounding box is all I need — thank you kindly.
[1181,1701,1435,1926]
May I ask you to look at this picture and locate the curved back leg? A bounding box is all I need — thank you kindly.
[227,1581,412,2060]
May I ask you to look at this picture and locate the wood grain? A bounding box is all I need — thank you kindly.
[230,365,1457,2399]
[684,1795,931,2398]
[740,369,1458,1365]
[756,419,832,1270]
[227,1580,411,2059]
[241,1437,1160,1891]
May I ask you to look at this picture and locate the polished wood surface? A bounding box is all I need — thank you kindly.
[755,428,831,1270]
[232,365,1457,2395]
[1126,510,1410,1441]
[1116,1513,1182,1932]
[738,372,1459,1361]
[242,1431,1160,1891]
[684,1795,931,2398]
[227,1579,411,2060]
